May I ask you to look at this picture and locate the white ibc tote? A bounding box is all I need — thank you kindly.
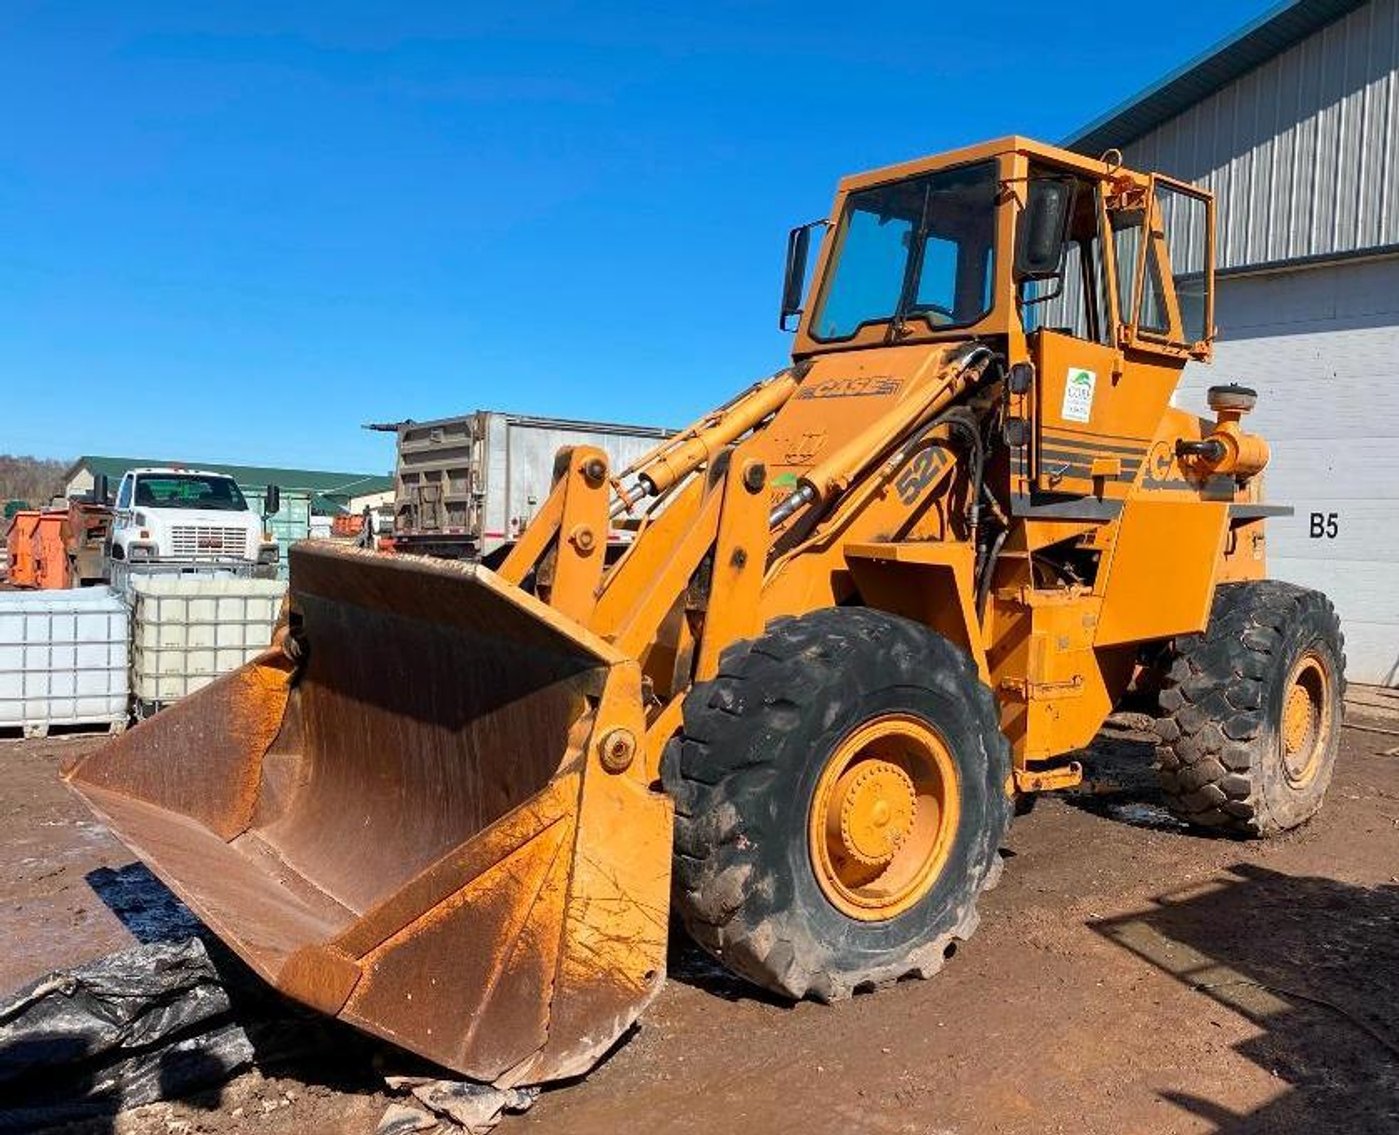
[128,576,288,712]
[0,588,129,737]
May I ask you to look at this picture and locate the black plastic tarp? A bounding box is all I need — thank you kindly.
[0,938,253,1131]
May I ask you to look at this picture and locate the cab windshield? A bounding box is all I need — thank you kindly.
[811,161,999,342]
[134,474,249,512]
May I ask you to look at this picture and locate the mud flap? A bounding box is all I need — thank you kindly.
[66,543,672,1085]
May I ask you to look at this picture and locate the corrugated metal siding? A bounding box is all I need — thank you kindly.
[1067,0,1370,156]
[1176,256,1399,684]
[1122,0,1399,269]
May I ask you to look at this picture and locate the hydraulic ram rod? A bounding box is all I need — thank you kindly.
[611,369,801,516]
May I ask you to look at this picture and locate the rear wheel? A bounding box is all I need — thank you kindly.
[1154,580,1345,835]
[661,608,1011,1001]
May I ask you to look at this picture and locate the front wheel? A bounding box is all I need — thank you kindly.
[661,608,1012,1001]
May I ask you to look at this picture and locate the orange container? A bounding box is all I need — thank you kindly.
[4,512,41,587]
[32,511,72,589]
[330,513,362,538]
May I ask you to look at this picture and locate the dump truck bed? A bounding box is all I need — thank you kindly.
[391,410,672,558]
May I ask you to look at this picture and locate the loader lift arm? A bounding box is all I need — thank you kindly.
[498,341,1001,747]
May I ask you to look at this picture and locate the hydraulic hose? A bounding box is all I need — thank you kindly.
[976,527,1009,619]
[763,386,1006,592]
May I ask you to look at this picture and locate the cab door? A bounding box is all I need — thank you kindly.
[1020,177,1142,509]
[113,474,134,525]
[107,473,135,557]
[1020,172,1212,512]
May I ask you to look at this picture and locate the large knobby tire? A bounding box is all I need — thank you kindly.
[1154,580,1345,836]
[661,608,1012,1002]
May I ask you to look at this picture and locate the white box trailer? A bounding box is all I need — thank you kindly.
[384,411,672,561]
[0,588,128,737]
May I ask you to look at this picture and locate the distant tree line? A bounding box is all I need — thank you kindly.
[0,455,68,507]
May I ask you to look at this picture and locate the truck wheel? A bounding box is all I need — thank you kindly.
[661,608,1012,1001]
[1154,581,1345,836]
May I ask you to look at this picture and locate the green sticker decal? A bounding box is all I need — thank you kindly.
[1061,367,1096,423]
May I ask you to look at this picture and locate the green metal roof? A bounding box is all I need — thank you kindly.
[309,492,353,516]
[67,455,393,505]
[1065,0,1369,156]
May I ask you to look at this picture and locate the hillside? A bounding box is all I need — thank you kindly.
[0,455,68,506]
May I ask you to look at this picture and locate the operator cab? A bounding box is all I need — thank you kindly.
[778,137,1217,522]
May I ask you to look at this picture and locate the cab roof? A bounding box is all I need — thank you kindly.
[837,135,1131,195]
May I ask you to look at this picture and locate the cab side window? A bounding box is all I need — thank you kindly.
[1111,210,1143,329]
[1138,243,1170,334]
[1019,180,1111,345]
[1112,205,1172,337]
[116,475,133,510]
[1156,184,1211,344]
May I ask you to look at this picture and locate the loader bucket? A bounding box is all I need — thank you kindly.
[65,543,672,1087]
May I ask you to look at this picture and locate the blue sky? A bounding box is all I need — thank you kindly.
[1,1,1268,473]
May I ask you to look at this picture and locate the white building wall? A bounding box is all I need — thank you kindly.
[65,467,96,498]
[1177,255,1399,684]
[347,489,394,513]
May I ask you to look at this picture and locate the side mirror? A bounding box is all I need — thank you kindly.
[263,484,281,517]
[779,220,827,331]
[1015,179,1075,281]
[93,474,109,505]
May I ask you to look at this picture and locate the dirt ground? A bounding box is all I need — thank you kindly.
[2,712,1396,1135]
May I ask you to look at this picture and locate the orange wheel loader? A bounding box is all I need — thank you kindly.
[66,136,1345,1087]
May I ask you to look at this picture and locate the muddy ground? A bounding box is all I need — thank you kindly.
[2,713,1396,1135]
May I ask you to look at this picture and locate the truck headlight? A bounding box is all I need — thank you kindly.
[257,543,280,565]
[129,544,155,562]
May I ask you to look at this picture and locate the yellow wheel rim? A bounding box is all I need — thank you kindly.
[808,713,960,922]
[1281,651,1330,788]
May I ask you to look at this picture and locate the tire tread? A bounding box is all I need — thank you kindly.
[1154,581,1345,836]
[663,608,1010,1000]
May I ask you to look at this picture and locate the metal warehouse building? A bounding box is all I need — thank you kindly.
[63,456,393,516]
[1068,0,1399,685]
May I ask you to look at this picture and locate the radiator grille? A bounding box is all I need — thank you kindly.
[168,526,248,559]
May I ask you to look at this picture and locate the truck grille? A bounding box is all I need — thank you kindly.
[169,526,247,559]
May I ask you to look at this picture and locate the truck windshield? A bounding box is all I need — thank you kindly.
[811,161,999,342]
[133,474,249,512]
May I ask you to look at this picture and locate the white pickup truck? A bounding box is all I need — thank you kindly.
[107,468,281,577]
